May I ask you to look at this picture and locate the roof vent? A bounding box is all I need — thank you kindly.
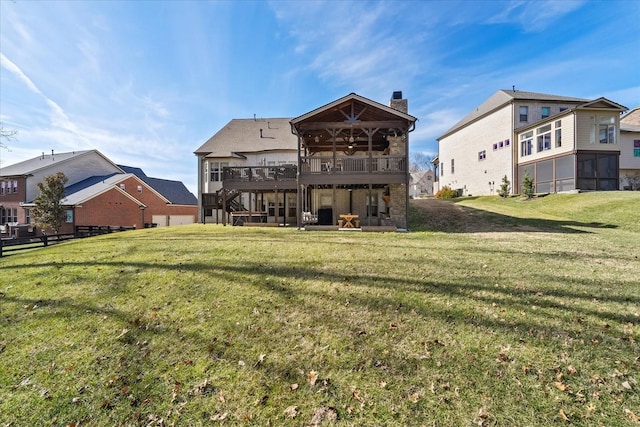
[392,91,403,100]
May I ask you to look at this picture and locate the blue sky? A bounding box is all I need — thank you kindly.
[1,0,639,194]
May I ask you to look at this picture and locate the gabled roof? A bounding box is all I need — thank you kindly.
[194,117,297,158]
[621,106,640,126]
[576,97,627,111]
[291,92,417,124]
[439,90,589,140]
[60,174,148,206]
[515,97,628,133]
[119,165,197,205]
[0,149,123,177]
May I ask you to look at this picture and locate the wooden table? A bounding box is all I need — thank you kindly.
[339,214,359,228]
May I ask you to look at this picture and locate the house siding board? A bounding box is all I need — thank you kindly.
[25,154,121,202]
[575,110,621,150]
[517,112,575,163]
[439,104,513,196]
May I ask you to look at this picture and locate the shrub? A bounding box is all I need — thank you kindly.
[498,175,511,198]
[522,172,535,199]
[435,186,459,199]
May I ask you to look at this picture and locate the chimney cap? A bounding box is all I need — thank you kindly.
[392,91,403,100]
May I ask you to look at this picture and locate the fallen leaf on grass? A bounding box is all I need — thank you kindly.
[254,353,266,367]
[559,409,569,421]
[624,408,639,423]
[210,412,228,421]
[284,405,298,418]
[307,370,318,386]
[290,383,299,391]
[554,381,569,392]
[309,406,337,426]
[621,381,632,390]
[408,392,420,403]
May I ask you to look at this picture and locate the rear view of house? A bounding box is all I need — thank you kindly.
[194,92,417,230]
[436,89,629,196]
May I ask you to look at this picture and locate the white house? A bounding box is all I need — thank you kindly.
[437,89,628,195]
[620,106,640,190]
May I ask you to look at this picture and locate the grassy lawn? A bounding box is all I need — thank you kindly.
[1,192,638,426]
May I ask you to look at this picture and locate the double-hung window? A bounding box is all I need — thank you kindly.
[599,124,616,144]
[519,106,529,122]
[536,124,552,152]
[541,107,550,119]
[478,150,486,161]
[520,131,533,157]
[555,120,562,148]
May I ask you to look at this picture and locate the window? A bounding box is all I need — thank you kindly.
[210,162,229,182]
[493,143,498,151]
[537,124,552,152]
[367,195,379,217]
[541,107,550,119]
[634,140,640,157]
[65,210,74,223]
[25,209,31,224]
[478,150,486,160]
[450,159,455,174]
[599,124,616,144]
[13,180,18,193]
[520,131,533,156]
[519,106,529,122]
[119,183,126,190]
[505,139,510,146]
[499,141,504,149]
[554,120,562,148]
[137,185,143,193]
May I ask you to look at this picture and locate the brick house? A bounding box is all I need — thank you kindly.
[0,150,196,237]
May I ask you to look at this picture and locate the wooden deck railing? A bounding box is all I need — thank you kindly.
[300,155,406,174]
[222,166,297,183]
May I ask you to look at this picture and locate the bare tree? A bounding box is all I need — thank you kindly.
[409,152,434,172]
[0,123,18,141]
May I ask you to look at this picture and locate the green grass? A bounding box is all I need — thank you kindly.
[1,192,639,426]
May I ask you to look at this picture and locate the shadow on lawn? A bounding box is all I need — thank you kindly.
[3,256,637,344]
[409,200,618,233]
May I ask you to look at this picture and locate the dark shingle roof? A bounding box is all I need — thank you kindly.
[118,165,197,205]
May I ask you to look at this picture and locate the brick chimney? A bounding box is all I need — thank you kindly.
[389,91,408,113]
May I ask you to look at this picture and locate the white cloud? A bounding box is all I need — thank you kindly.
[488,0,585,32]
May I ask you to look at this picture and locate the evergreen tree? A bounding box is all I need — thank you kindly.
[32,172,68,234]
[498,175,510,198]
[522,171,535,199]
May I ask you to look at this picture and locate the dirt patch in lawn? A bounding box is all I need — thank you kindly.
[409,198,532,233]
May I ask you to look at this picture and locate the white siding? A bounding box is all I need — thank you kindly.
[438,104,513,196]
[575,110,621,150]
[517,113,575,164]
